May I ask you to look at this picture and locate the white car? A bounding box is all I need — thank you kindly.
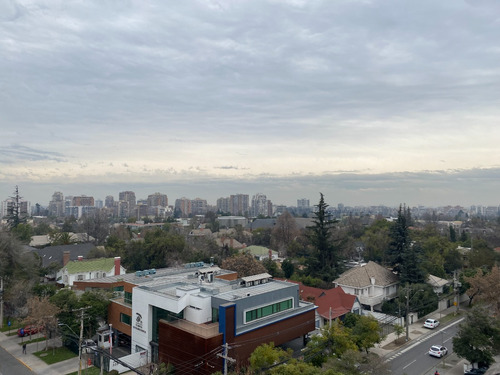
[429,345,448,358]
[424,319,439,329]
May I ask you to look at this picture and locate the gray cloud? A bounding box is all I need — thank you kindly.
[0,145,66,164]
[1,0,500,206]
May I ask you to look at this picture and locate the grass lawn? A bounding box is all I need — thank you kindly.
[18,336,47,345]
[66,367,112,375]
[33,346,78,364]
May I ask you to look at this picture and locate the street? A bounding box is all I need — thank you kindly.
[0,345,35,375]
[387,320,462,375]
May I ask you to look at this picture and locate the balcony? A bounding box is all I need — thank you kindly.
[166,320,220,339]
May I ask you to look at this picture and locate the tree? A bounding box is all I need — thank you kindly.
[79,290,110,337]
[322,350,390,375]
[271,211,298,256]
[50,231,75,245]
[11,223,33,244]
[250,342,292,373]
[6,186,27,229]
[453,306,500,368]
[360,219,391,264]
[350,315,383,354]
[449,225,457,242]
[306,193,341,281]
[282,259,295,278]
[221,253,267,277]
[25,296,61,350]
[80,210,109,245]
[306,320,357,366]
[393,324,404,343]
[388,205,426,284]
[465,266,500,315]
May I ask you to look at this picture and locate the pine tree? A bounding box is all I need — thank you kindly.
[7,186,26,229]
[306,193,341,281]
[388,204,425,284]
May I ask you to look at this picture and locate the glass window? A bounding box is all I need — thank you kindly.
[124,291,132,305]
[120,313,131,325]
[245,299,293,324]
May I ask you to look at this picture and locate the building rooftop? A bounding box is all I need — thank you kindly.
[333,261,399,288]
[63,258,116,273]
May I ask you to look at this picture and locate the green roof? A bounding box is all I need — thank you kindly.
[64,258,116,273]
[244,245,278,256]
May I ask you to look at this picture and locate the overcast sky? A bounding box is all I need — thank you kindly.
[1,0,500,208]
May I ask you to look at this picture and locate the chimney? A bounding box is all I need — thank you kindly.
[63,251,70,266]
[114,257,121,276]
[78,255,83,261]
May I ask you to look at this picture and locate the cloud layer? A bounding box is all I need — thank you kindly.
[1,0,500,206]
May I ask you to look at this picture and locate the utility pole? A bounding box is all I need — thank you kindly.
[0,277,3,329]
[405,286,410,342]
[79,309,84,375]
[217,343,235,375]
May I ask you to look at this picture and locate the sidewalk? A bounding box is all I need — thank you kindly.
[0,330,80,375]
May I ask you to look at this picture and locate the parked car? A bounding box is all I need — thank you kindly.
[17,325,42,337]
[429,345,448,358]
[82,339,97,353]
[424,319,440,329]
[464,367,488,375]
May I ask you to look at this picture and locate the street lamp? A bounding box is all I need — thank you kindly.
[405,287,424,342]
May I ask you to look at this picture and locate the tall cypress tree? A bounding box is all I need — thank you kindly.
[306,193,341,281]
[388,204,425,284]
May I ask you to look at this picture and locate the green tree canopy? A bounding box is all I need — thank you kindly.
[453,306,500,367]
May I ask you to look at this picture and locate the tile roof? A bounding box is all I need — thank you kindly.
[34,243,96,267]
[63,258,116,273]
[333,261,399,288]
[286,280,356,319]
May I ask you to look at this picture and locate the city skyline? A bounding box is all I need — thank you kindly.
[2,1,500,207]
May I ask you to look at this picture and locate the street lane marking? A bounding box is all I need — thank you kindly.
[403,359,416,369]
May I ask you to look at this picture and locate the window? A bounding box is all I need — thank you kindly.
[244,299,293,324]
[212,307,219,323]
[113,286,124,292]
[124,291,132,305]
[120,313,131,325]
[77,275,84,281]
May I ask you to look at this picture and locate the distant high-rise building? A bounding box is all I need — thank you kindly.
[105,195,115,208]
[274,205,287,216]
[147,192,168,207]
[119,191,136,217]
[216,197,230,214]
[1,198,30,220]
[229,194,249,216]
[95,199,103,209]
[191,198,208,215]
[175,197,192,217]
[48,191,64,217]
[72,195,95,207]
[297,198,310,209]
[251,193,272,217]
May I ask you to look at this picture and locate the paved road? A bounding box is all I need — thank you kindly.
[387,320,462,375]
[0,345,35,375]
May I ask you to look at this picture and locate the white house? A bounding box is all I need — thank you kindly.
[333,261,399,311]
[57,256,126,287]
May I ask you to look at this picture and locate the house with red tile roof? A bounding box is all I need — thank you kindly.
[286,280,361,329]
